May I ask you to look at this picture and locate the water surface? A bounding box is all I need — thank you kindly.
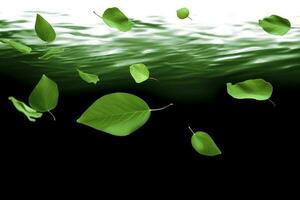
[1,12,300,102]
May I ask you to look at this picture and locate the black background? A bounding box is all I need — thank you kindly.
[1,74,298,179]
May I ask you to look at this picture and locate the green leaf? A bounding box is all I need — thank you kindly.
[35,14,56,42]
[0,39,32,54]
[259,15,291,36]
[77,68,99,84]
[29,74,59,112]
[38,47,64,60]
[8,96,42,122]
[176,8,190,19]
[227,79,273,101]
[129,63,150,83]
[77,92,151,136]
[102,7,133,32]
[190,128,221,156]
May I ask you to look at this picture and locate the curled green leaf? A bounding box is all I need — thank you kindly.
[100,7,133,32]
[29,74,59,112]
[35,14,56,42]
[0,39,32,54]
[176,8,190,19]
[189,127,221,156]
[8,96,42,122]
[259,15,291,36]
[227,79,273,101]
[129,63,150,83]
[77,68,99,84]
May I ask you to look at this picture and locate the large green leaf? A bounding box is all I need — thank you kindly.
[77,68,99,84]
[38,47,64,60]
[102,7,133,32]
[0,39,31,54]
[189,128,221,156]
[176,8,190,19]
[129,63,150,83]
[8,96,42,122]
[259,15,291,36]
[29,74,59,112]
[35,14,56,42]
[77,93,151,136]
[227,79,273,101]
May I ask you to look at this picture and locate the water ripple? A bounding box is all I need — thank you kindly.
[1,15,300,101]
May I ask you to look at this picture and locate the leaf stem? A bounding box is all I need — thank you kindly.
[48,111,56,121]
[188,126,195,134]
[268,99,276,107]
[93,11,102,19]
[151,103,174,112]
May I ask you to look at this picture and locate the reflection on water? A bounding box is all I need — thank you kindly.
[1,12,300,101]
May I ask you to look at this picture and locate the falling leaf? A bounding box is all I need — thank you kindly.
[35,14,56,42]
[101,7,133,32]
[259,15,291,36]
[77,93,150,136]
[176,8,190,19]
[129,63,150,83]
[0,39,32,54]
[77,68,99,84]
[77,92,173,136]
[189,127,221,156]
[38,47,64,60]
[227,79,273,101]
[8,96,42,122]
[29,74,59,112]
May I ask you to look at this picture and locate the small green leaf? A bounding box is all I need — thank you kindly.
[227,79,273,101]
[176,8,190,19]
[29,74,59,112]
[129,63,150,83]
[8,96,42,122]
[190,129,221,156]
[259,15,291,36]
[35,14,56,42]
[0,39,32,54]
[77,92,151,136]
[101,7,133,32]
[38,47,64,60]
[77,68,99,84]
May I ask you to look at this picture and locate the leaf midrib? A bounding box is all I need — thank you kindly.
[81,109,150,124]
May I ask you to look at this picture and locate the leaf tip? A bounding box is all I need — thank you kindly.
[212,147,222,156]
[76,117,82,123]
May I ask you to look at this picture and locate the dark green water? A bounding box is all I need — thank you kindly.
[1,13,300,102]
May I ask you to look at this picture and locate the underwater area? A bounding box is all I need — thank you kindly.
[1,0,299,178]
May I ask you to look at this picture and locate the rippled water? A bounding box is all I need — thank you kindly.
[1,12,300,101]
